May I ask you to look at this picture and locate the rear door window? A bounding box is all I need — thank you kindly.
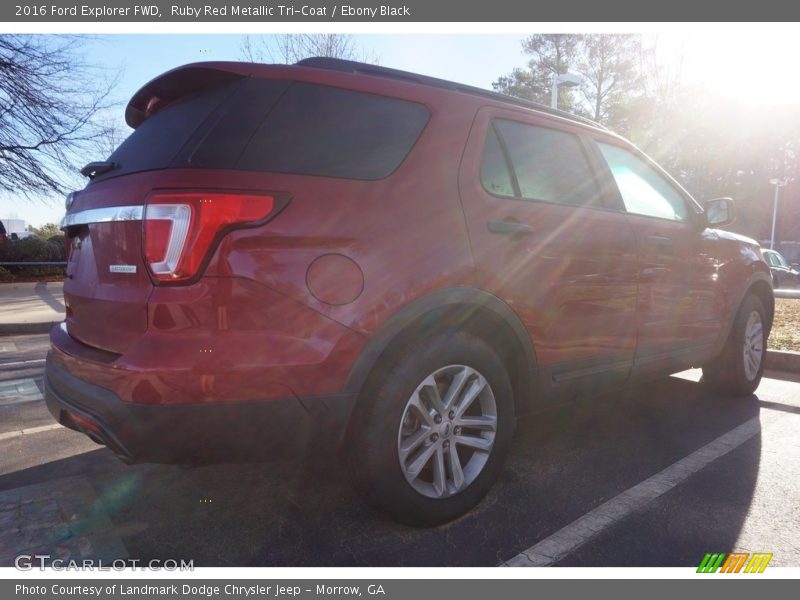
[480,125,516,197]
[481,119,601,207]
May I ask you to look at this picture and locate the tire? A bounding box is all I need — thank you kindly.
[348,330,515,526]
[702,294,767,396]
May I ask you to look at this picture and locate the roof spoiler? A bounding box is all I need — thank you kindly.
[125,64,247,128]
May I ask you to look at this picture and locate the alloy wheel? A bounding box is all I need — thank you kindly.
[397,365,497,499]
[742,310,764,382]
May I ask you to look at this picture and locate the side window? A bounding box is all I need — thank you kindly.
[597,142,689,222]
[236,82,430,180]
[480,125,515,197]
[480,119,600,207]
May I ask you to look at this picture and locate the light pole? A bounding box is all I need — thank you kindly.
[550,73,583,110]
[768,178,788,250]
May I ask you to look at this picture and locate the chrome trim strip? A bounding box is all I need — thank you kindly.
[61,205,144,228]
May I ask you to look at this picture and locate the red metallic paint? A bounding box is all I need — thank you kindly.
[53,276,366,405]
[53,60,771,424]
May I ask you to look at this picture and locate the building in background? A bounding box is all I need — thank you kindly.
[0,219,26,235]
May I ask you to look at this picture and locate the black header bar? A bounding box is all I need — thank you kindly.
[4,0,800,22]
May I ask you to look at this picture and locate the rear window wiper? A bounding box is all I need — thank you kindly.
[80,161,119,179]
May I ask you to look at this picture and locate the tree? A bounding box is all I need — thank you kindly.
[493,34,800,244]
[492,34,581,110]
[241,34,377,65]
[28,222,61,240]
[0,35,117,198]
[577,34,642,126]
[493,34,642,126]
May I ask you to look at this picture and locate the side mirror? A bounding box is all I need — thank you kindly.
[702,197,735,228]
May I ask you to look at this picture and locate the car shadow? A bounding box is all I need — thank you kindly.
[0,375,765,567]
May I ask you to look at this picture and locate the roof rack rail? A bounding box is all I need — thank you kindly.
[295,57,605,130]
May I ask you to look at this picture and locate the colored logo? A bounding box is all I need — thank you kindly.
[697,552,773,573]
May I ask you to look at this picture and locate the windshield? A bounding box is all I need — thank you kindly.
[766,251,791,268]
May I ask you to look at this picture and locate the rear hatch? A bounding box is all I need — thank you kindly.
[61,60,430,354]
[64,176,152,354]
[62,66,250,354]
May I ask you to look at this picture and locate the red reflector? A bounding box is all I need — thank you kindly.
[70,412,101,433]
[143,192,278,283]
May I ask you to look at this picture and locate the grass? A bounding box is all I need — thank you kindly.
[770,298,800,352]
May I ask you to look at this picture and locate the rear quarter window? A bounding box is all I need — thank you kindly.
[234,81,430,180]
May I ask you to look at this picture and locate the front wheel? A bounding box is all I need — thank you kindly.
[349,331,515,526]
[702,294,767,396]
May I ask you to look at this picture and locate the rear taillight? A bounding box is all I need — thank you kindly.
[143,191,281,283]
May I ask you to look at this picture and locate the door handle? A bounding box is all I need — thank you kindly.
[645,235,673,248]
[487,220,535,236]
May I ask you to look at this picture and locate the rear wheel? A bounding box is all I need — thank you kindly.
[702,294,767,396]
[349,331,515,526]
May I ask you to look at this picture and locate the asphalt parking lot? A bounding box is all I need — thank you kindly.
[1,333,799,567]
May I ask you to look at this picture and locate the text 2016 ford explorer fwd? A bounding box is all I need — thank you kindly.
[46,58,774,526]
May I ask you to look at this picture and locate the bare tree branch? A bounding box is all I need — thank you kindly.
[240,34,378,65]
[0,34,119,199]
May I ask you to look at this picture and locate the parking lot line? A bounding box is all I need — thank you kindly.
[0,358,46,368]
[503,412,784,567]
[0,423,63,442]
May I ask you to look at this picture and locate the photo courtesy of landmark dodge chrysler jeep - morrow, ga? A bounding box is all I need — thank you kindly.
[46,58,774,526]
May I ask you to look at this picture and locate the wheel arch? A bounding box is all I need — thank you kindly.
[342,287,538,424]
[749,277,775,334]
[714,270,775,357]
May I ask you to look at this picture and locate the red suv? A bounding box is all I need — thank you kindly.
[46,58,774,526]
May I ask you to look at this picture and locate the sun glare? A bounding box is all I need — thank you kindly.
[676,31,800,106]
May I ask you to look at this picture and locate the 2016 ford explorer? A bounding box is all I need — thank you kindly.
[46,58,774,526]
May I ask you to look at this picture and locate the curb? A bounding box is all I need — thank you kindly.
[765,349,800,373]
[774,290,800,299]
[0,321,57,335]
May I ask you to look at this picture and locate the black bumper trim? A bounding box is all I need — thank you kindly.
[44,353,357,464]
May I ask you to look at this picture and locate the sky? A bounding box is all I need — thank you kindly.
[2,31,799,227]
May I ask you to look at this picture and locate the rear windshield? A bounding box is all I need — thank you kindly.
[95,77,430,183]
[96,83,238,182]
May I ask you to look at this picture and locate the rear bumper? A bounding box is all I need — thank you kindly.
[44,352,357,464]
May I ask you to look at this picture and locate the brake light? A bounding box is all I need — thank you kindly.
[143,192,278,283]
